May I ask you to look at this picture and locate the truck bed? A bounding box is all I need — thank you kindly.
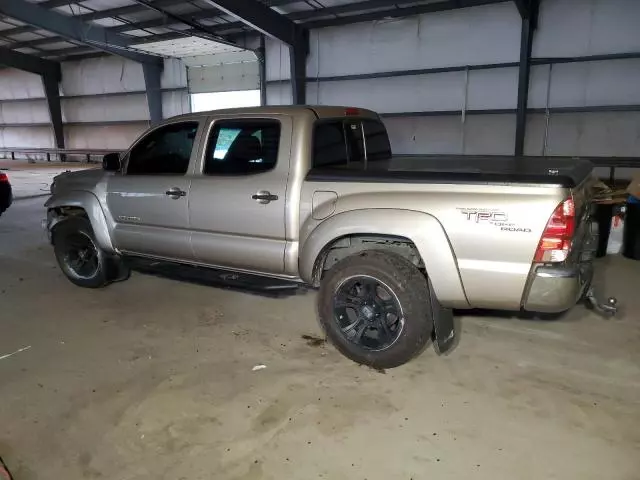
[307,155,594,188]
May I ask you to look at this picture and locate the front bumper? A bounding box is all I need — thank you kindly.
[523,264,593,313]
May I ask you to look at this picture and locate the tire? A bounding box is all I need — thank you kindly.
[317,250,433,369]
[52,217,112,288]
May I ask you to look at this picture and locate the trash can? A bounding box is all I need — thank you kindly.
[595,203,615,258]
[622,196,640,260]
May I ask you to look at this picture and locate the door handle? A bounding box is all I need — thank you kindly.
[252,191,279,204]
[165,187,186,199]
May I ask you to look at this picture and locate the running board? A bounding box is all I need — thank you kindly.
[125,257,305,298]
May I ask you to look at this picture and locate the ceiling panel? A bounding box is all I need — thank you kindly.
[91,18,127,27]
[132,36,245,58]
[33,29,57,37]
[79,0,137,9]
[37,41,79,50]
[15,47,41,54]
[5,31,46,41]
[119,29,154,37]
[53,4,94,15]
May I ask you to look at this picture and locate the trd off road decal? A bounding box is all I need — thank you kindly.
[457,208,532,233]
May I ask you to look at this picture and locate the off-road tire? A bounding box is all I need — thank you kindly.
[317,250,433,369]
[53,217,112,288]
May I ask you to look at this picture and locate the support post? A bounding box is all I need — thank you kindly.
[514,0,538,156]
[289,34,308,105]
[42,74,65,156]
[258,35,267,106]
[142,63,164,125]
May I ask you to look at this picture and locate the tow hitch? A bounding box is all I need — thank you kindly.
[585,287,618,317]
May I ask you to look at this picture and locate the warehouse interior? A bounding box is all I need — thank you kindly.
[1,0,639,479]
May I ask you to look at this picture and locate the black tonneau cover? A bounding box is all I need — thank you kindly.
[307,155,594,188]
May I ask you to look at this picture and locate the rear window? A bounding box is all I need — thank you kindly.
[312,119,391,169]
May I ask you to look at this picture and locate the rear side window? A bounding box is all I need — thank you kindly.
[204,119,280,175]
[363,119,392,161]
[312,119,391,169]
[127,121,198,175]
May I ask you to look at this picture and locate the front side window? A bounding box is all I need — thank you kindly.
[127,121,199,175]
[205,120,280,175]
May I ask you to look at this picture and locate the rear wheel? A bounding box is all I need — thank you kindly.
[317,251,433,369]
[53,217,121,288]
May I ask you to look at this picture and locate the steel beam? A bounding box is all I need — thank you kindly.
[290,42,307,105]
[513,0,527,17]
[0,0,161,65]
[258,36,267,106]
[0,46,60,77]
[514,0,538,155]
[0,47,65,152]
[42,74,65,153]
[129,0,241,49]
[303,0,510,29]
[202,0,307,48]
[142,63,163,125]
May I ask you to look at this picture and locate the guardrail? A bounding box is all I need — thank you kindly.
[0,147,121,163]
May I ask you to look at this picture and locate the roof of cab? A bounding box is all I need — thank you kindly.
[171,105,380,121]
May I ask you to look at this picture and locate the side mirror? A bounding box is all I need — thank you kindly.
[103,152,121,172]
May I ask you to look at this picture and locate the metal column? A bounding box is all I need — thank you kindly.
[258,35,267,106]
[514,0,538,156]
[41,74,65,153]
[0,47,66,157]
[142,63,164,125]
[289,38,308,105]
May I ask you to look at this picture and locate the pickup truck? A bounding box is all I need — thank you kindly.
[45,106,615,368]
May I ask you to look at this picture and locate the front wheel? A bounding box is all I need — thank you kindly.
[317,251,433,369]
[52,217,114,288]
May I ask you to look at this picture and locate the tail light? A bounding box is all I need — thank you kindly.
[0,173,8,183]
[534,197,576,263]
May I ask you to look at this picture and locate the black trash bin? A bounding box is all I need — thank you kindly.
[622,200,640,260]
[594,203,615,258]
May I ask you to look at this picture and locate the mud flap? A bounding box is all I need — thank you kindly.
[429,280,456,354]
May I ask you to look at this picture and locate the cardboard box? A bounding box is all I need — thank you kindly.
[627,172,640,199]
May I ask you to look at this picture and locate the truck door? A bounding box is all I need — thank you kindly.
[188,116,292,274]
[106,120,201,261]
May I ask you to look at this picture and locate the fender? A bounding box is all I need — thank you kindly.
[299,208,470,308]
[45,191,116,253]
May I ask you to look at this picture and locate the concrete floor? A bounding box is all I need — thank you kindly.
[1,198,639,480]
[0,160,91,199]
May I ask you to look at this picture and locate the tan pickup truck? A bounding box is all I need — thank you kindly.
[45,106,615,368]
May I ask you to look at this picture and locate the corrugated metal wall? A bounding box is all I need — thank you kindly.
[0,56,189,153]
[1,0,638,159]
[266,0,640,157]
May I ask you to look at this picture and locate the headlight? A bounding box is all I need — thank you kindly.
[50,180,56,194]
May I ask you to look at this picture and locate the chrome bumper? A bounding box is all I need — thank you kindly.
[523,264,593,313]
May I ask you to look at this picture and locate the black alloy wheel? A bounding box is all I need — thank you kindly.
[333,275,404,351]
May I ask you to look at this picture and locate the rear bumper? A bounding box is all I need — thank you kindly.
[523,264,593,313]
[523,217,597,314]
[0,183,12,213]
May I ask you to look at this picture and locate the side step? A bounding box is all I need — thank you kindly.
[125,257,305,298]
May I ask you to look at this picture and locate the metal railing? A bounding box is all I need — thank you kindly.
[0,147,120,163]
